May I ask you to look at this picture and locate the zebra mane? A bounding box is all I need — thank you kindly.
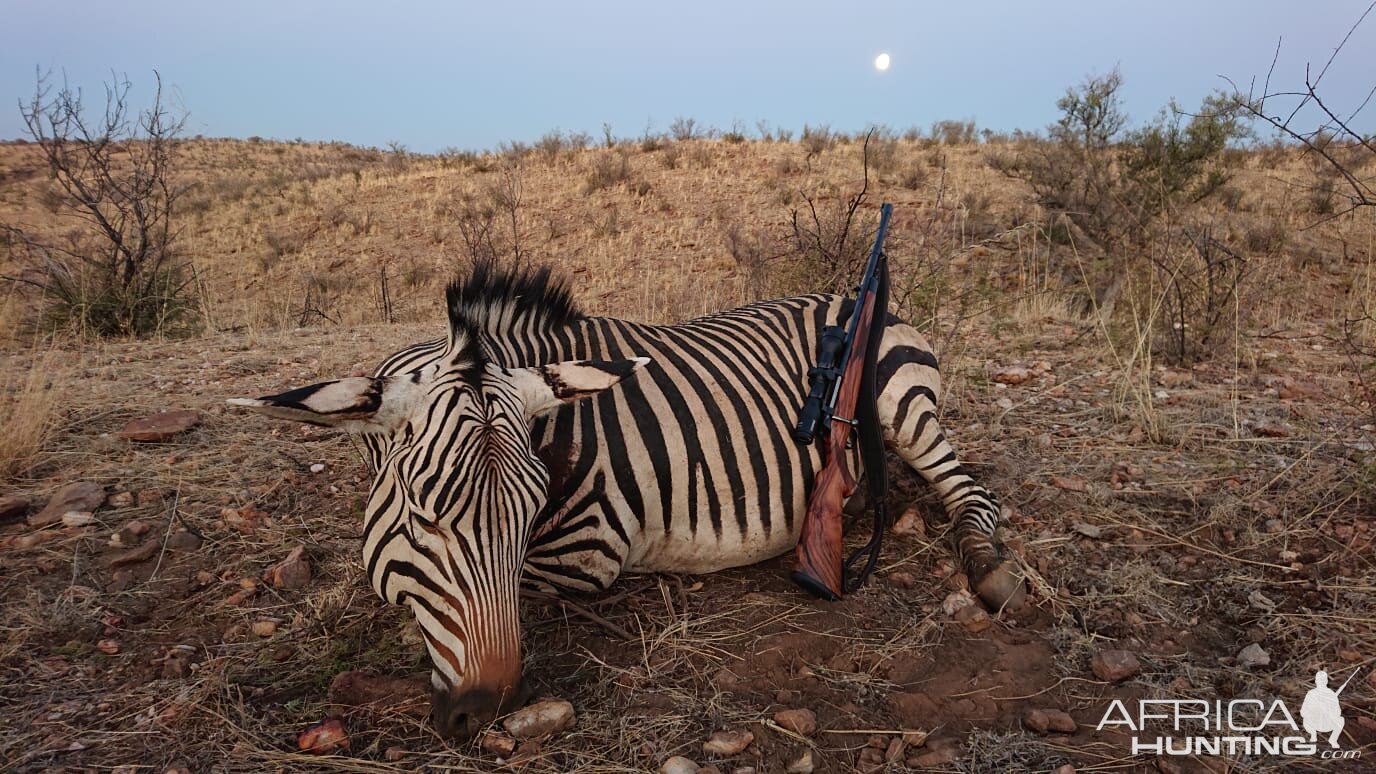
[445,260,586,343]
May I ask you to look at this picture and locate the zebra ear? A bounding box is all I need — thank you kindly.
[512,358,650,418]
[228,375,418,433]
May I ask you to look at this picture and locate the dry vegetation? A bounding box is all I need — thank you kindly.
[0,124,1373,772]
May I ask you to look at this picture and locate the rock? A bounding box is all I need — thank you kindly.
[885,738,906,763]
[384,747,408,762]
[891,506,925,538]
[909,747,957,767]
[993,366,1033,385]
[137,489,168,507]
[889,691,940,728]
[107,491,135,508]
[160,649,194,679]
[166,530,202,551]
[327,671,430,718]
[1071,522,1103,538]
[660,756,700,774]
[117,410,202,442]
[887,571,918,589]
[109,570,135,592]
[503,698,576,738]
[97,639,120,654]
[785,750,814,773]
[1253,420,1292,438]
[1026,708,1076,733]
[773,708,817,736]
[1091,649,1141,682]
[108,541,159,566]
[1050,476,1089,493]
[251,619,278,637]
[263,545,311,589]
[1238,643,1270,669]
[481,730,517,758]
[298,717,349,753]
[221,504,268,533]
[30,482,106,527]
[1054,765,1076,774]
[61,511,96,527]
[955,604,992,633]
[702,730,753,756]
[510,739,542,764]
[126,519,152,536]
[310,463,327,474]
[941,589,976,616]
[0,495,31,522]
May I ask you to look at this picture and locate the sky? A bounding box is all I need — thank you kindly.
[3,1,1373,152]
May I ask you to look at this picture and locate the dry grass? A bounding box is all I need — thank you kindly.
[0,135,1373,771]
[0,350,57,481]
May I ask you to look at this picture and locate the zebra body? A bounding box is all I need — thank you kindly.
[232,264,1022,738]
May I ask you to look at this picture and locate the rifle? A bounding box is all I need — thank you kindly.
[792,202,893,601]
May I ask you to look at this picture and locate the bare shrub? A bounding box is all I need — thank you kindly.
[583,150,634,193]
[2,71,196,337]
[669,116,700,142]
[931,119,978,144]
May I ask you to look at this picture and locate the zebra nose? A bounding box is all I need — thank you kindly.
[432,686,500,739]
[431,679,531,739]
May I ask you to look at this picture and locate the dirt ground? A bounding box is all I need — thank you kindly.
[1,299,1371,772]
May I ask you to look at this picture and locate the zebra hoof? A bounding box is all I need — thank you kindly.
[972,559,1026,612]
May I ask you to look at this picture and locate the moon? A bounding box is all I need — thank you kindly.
[874,53,891,72]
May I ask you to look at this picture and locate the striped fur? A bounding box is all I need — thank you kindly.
[236,262,1019,736]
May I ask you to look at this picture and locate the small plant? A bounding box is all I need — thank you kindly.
[669,116,700,142]
[583,151,634,193]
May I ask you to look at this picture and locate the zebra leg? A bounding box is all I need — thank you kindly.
[876,329,1026,610]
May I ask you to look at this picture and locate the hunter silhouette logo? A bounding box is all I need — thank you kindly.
[1302,669,1353,749]
[1097,667,1361,760]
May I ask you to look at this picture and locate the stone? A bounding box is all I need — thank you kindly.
[30,482,105,527]
[942,589,976,616]
[702,730,754,756]
[1091,649,1141,682]
[773,708,817,736]
[784,750,814,773]
[993,366,1033,384]
[117,410,202,442]
[502,699,576,738]
[481,730,517,758]
[263,545,311,589]
[1024,708,1076,734]
[61,511,96,527]
[0,495,31,522]
[384,747,408,762]
[297,717,349,753]
[1050,476,1089,493]
[887,571,918,588]
[660,756,700,774]
[166,530,202,551]
[1238,643,1270,669]
[955,605,992,633]
[251,619,278,637]
[107,491,135,508]
[891,506,925,538]
[108,541,159,566]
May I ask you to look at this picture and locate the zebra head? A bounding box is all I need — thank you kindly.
[229,290,647,739]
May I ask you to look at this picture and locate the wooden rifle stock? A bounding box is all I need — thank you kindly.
[792,288,880,600]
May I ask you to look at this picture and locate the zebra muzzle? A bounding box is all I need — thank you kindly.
[431,678,531,739]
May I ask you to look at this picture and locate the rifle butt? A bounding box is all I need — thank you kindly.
[792,461,849,601]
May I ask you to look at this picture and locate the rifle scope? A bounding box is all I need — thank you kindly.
[793,325,847,444]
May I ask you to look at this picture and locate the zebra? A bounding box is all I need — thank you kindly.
[229,261,1025,738]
